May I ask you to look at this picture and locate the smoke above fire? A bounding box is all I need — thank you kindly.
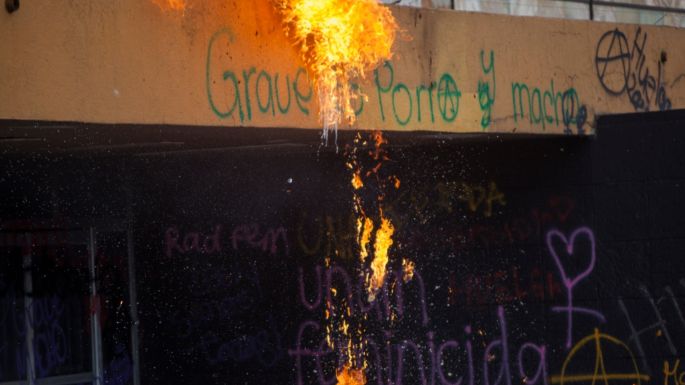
[275,0,398,144]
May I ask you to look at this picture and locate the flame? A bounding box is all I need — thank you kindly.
[368,214,394,301]
[350,131,400,301]
[357,216,374,262]
[336,364,367,385]
[365,131,389,178]
[352,171,364,190]
[371,131,387,159]
[276,0,398,141]
[152,0,185,11]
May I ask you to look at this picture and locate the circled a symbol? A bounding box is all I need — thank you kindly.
[550,329,649,385]
[595,29,631,96]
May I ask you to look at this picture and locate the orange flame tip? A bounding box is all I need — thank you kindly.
[336,364,367,385]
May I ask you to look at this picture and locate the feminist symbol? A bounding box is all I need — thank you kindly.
[550,329,649,385]
[547,227,605,349]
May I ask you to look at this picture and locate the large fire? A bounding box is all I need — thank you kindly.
[276,0,398,143]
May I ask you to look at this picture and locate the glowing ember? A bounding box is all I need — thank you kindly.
[402,258,415,282]
[276,0,398,144]
[336,364,366,385]
[368,215,394,301]
[371,131,388,160]
[352,171,364,190]
[152,0,185,11]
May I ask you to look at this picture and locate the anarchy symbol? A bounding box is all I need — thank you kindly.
[550,329,649,385]
[595,29,631,96]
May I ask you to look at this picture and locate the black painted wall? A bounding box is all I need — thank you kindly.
[1,111,684,385]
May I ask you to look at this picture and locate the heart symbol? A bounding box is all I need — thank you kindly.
[546,227,596,287]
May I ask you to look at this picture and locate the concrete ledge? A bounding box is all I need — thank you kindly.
[1,0,684,135]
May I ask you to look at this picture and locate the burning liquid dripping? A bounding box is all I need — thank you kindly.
[350,131,402,303]
[274,0,400,375]
[357,216,373,263]
[152,0,186,11]
[337,364,367,385]
[319,130,406,385]
[368,214,394,301]
[274,0,404,375]
[276,0,398,145]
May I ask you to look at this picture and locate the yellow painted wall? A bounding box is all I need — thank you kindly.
[1,0,684,134]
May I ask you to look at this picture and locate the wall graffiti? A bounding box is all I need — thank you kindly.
[28,116,677,384]
[206,29,314,122]
[619,283,682,374]
[595,27,672,112]
[296,212,358,260]
[384,180,507,223]
[375,61,462,127]
[0,292,71,380]
[144,167,685,383]
[447,266,563,306]
[148,205,685,385]
[550,329,649,385]
[164,223,289,257]
[478,50,496,130]
[664,359,685,385]
[4,22,685,381]
[511,80,587,134]
[295,181,508,258]
[451,195,576,253]
[298,264,429,325]
[289,305,553,385]
[287,224,685,385]
[546,227,605,349]
[205,24,683,134]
